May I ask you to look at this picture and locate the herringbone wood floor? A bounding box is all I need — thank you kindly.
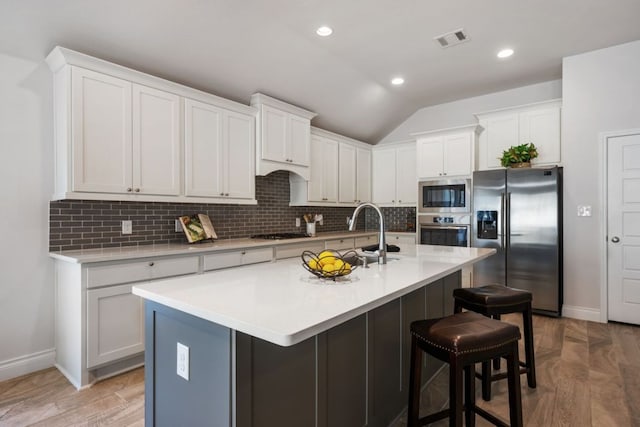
[1,315,639,426]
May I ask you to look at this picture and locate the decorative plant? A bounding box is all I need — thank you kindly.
[499,143,538,167]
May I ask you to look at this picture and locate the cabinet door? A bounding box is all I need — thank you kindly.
[519,107,561,165]
[338,143,357,203]
[132,84,181,196]
[479,114,519,169]
[289,115,311,166]
[225,110,255,199]
[323,139,339,202]
[308,135,326,202]
[416,137,444,179]
[395,145,417,205]
[372,148,396,204]
[260,105,288,163]
[356,147,372,203]
[443,132,472,177]
[87,284,144,368]
[71,67,132,193]
[184,98,224,197]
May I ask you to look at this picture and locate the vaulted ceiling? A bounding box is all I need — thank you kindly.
[2,0,640,143]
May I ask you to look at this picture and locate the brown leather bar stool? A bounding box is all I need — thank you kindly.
[453,284,536,401]
[408,311,523,427]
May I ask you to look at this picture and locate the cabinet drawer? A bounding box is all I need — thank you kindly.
[276,241,324,260]
[324,238,355,251]
[87,284,144,368]
[86,256,199,288]
[203,247,273,271]
[388,234,416,245]
[355,235,378,248]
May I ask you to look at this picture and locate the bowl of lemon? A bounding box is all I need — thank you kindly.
[301,249,357,280]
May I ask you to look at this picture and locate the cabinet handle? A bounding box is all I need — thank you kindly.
[220,192,224,196]
[135,188,140,192]
[398,200,402,203]
[148,262,154,267]
[127,188,132,192]
[225,193,229,196]
[241,251,246,255]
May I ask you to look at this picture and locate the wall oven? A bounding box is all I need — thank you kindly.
[418,214,470,247]
[418,179,471,214]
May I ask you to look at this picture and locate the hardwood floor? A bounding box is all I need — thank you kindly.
[0,315,638,426]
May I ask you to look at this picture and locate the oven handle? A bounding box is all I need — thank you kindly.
[420,225,469,231]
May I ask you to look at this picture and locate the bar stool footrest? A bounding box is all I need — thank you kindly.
[417,408,449,426]
[473,405,510,427]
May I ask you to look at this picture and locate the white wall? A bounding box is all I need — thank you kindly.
[0,52,55,380]
[378,80,562,144]
[561,39,640,320]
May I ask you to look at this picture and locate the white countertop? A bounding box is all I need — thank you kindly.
[132,245,495,346]
[49,230,386,263]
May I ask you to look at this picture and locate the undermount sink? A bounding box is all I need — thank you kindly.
[343,254,399,267]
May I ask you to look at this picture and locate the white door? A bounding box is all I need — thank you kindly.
[71,67,132,193]
[608,132,640,325]
[322,138,339,202]
[224,110,255,200]
[132,84,181,196]
[308,135,325,202]
[443,133,472,177]
[356,148,372,203]
[184,98,223,197]
[480,114,519,169]
[395,145,417,205]
[519,107,561,165]
[339,143,357,203]
[289,115,311,166]
[416,137,443,179]
[260,105,288,163]
[372,148,396,204]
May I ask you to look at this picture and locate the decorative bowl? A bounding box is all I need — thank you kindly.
[301,249,358,280]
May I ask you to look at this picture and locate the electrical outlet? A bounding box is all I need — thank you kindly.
[295,217,301,227]
[122,220,132,234]
[175,219,182,232]
[346,216,351,225]
[177,342,189,381]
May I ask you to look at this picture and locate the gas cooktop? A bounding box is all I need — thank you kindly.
[250,233,310,240]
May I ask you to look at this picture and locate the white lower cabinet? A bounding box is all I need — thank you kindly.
[387,233,417,251]
[203,247,273,271]
[87,284,144,368]
[324,237,355,251]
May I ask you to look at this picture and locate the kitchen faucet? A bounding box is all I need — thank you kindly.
[348,202,387,265]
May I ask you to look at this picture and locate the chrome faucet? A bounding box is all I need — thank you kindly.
[348,202,386,265]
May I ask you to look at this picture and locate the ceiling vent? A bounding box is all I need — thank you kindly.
[434,28,470,48]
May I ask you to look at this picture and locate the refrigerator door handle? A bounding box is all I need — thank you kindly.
[506,192,511,249]
[500,192,506,248]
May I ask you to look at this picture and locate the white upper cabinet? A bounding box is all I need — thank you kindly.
[413,124,480,180]
[308,135,339,202]
[372,142,416,206]
[184,99,254,201]
[71,67,133,194]
[71,68,180,196]
[289,127,372,206]
[475,99,561,170]
[47,46,257,204]
[133,84,181,196]
[251,93,317,180]
[356,147,372,204]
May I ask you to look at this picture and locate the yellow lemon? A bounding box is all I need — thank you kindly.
[307,258,318,270]
[333,259,345,270]
[322,263,336,274]
[341,262,352,275]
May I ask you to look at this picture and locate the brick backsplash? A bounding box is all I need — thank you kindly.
[49,171,415,251]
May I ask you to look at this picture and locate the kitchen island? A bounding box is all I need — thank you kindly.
[133,245,494,427]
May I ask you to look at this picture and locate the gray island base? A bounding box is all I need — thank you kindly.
[144,272,460,427]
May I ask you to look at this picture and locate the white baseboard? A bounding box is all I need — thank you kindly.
[0,348,56,382]
[562,305,603,323]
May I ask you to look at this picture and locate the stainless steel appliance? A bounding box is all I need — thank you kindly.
[419,214,471,247]
[418,179,471,214]
[472,167,563,316]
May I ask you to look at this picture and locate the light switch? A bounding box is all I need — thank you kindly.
[577,205,592,217]
[177,342,189,381]
[122,220,133,234]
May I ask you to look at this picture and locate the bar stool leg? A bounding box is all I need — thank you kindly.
[407,337,422,427]
[449,356,464,427]
[481,361,492,401]
[506,342,524,427]
[464,365,476,427]
[492,314,501,370]
[522,303,537,388]
[454,299,462,313]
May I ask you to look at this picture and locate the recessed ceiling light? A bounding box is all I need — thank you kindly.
[497,48,514,59]
[316,26,333,37]
[391,77,405,86]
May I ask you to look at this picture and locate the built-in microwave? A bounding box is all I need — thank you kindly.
[418,179,471,213]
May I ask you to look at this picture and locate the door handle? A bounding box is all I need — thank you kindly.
[611,236,620,243]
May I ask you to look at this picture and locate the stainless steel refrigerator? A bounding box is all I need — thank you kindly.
[472,167,563,316]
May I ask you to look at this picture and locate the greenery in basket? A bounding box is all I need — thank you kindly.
[499,143,538,167]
